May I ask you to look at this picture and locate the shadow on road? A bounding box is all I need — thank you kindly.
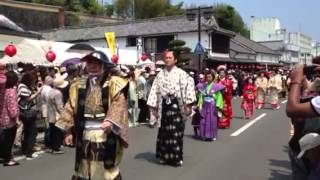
[184,134,202,141]
[269,169,291,180]
[134,152,159,164]
[268,159,291,180]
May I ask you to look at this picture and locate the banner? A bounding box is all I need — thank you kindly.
[105,32,116,55]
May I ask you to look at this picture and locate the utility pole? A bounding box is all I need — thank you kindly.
[197,6,201,71]
[186,6,213,72]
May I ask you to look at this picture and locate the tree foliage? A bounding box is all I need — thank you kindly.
[114,0,184,19]
[212,3,250,38]
[12,0,107,15]
[168,39,191,65]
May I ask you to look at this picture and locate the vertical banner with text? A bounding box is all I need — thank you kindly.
[105,32,116,56]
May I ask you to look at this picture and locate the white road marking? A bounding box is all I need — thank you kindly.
[230,113,267,137]
[281,100,288,104]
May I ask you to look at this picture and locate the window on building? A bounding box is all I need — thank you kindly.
[126,37,137,47]
[291,51,299,58]
[211,33,229,54]
[144,38,157,54]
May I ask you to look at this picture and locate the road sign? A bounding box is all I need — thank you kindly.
[194,42,205,55]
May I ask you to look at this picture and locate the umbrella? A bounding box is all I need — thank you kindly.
[66,43,95,54]
[60,58,81,67]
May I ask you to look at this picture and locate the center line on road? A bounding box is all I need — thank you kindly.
[281,100,288,104]
[230,113,267,137]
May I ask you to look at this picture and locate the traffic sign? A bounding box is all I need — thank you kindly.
[194,42,205,55]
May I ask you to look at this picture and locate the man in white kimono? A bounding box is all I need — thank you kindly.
[147,51,196,167]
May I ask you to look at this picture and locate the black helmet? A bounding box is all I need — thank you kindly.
[81,50,115,68]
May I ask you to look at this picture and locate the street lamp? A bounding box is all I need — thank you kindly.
[186,6,213,72]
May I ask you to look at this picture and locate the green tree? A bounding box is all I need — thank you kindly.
[115,0,184,19]
[32,0,65,6]
[105,4,115,17]
[212,3,250,38]
[168,39,191,65]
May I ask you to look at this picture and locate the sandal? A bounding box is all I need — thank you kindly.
[3,160,19,166]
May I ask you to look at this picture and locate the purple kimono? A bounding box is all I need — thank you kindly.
[199,83,225,140]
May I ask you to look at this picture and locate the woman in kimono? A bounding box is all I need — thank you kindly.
[268,71,283,110]
[198,72,224,141]
[241,77,257,119]
[147,51,196,167]
[218,70,233,129]
[255,72,268,109]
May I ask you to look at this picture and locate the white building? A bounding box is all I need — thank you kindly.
[251,17,314,65]
[250,17,281,42]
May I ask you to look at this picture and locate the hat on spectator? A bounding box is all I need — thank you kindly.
[297,133,320,158]
[53,75,69,89]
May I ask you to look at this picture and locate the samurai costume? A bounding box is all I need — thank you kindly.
[56,51,129,180]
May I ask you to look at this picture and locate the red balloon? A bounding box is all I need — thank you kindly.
[4,44,17,57]
[141,54,148,61]
[46,50,56,62]
[112,55,119,64]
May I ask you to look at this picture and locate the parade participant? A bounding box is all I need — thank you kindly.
[147,51,196,167]
[56,50,129,180]
[255,72,268,109]
[241,77,256,119]
[198,72,224,141]
[268,70,283,110]
[192,74,207,137]
[217,68,233,129]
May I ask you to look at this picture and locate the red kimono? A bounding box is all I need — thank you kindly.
[241,84,256,119]
[218,77,233,128]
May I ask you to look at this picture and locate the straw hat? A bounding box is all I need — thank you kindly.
[53,76,69,89]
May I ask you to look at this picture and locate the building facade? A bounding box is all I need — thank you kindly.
[251,17,314,64]
[42,15,235,71]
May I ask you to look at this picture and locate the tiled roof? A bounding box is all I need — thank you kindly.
[233,35,280,55]
[0,14,41,38]
[42,15,234,41]
[230,39,256,54]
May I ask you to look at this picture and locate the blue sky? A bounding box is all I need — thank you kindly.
[172,0,320,41]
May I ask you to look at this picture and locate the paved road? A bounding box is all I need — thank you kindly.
[0,98,291,180]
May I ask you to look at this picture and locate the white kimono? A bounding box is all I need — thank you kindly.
[147,66,196,125]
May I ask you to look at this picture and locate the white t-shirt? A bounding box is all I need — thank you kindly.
[311,96,320,114]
